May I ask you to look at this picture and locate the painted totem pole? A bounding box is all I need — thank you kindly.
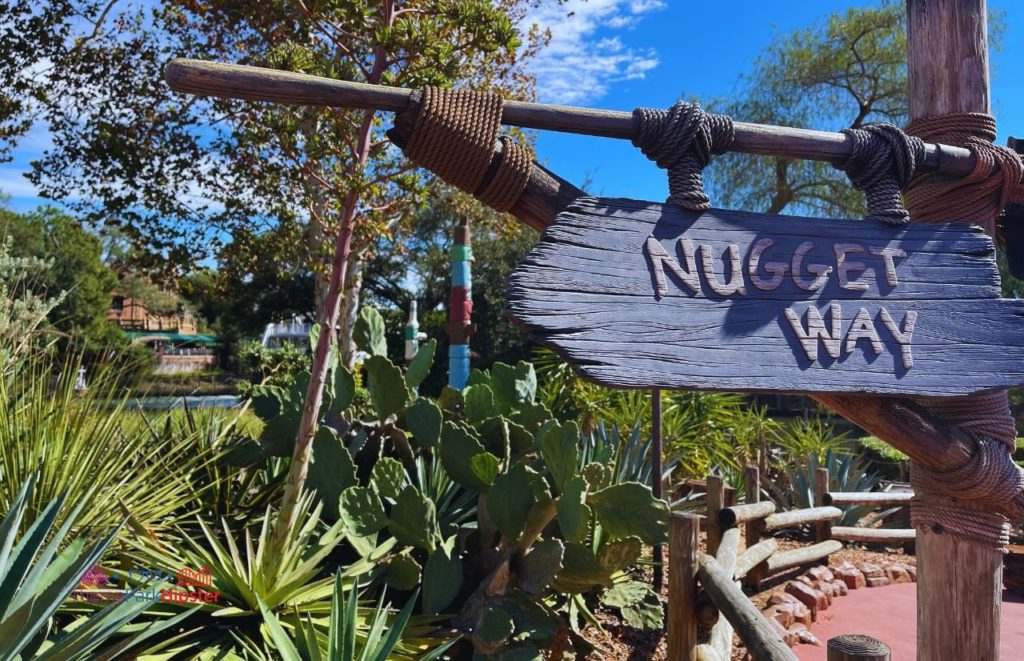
[447,217,474,389]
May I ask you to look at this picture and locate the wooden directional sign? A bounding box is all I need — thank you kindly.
[506,197,1024,396]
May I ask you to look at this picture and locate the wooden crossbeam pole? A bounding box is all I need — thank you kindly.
[165,58,1008,182]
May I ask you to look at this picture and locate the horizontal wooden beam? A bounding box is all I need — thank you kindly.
[720,501,777,528]
[830,527,916,544]
[165,58,997,181]
[763,540,844,576]
[735,538,778,581]
[825,492,914,507]
[763,507,843,531]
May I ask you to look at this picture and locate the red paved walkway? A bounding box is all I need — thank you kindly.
[794,583,1024,660]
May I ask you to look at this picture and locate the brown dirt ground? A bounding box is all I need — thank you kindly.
[582,533,916,660]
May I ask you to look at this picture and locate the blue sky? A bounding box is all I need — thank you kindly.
[524,0,1024,202]
[2,0,1021,216]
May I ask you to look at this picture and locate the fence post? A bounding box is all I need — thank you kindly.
[827,634,891,661]
[668,512,700,661]
[744,465,760,548]
[815,467,831,543]
[706,474,725,556]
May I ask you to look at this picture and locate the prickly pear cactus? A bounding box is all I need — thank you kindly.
[238,306,671,657]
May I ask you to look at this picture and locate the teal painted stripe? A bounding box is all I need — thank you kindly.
[450,245,473,262]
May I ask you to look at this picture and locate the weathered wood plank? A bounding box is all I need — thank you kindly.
[825,492,914,507]
[735,538,778,581]
[506,198,1024,396]
[763,540,844,576]
[829,527,916,544]
[698,554,799,661]
[720,501,777,529]
[762,507,843,531]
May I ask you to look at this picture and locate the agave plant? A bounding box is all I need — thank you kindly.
[0,475,193,660]
[127,492,453,657]
[258,575,457,661]
[779,451,887,527]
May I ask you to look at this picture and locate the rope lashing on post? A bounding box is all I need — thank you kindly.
[901,112,1024,551]
[631,102,734,211]
[833,123,926,226]
[402,86,533,212]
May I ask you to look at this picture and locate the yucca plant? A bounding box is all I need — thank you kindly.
[127,492,453,657]
[258,575,457,661]
[0,354,215,540]
[0,475,193,660]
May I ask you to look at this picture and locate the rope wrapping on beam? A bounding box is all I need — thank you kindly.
[631,102,734,211]
[834,122,926,226]
[402,86,532,212]
[903,112,1024,551]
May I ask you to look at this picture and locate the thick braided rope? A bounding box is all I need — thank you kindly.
[834,123,926,225]
[403,87,531,212]
[903,112,1024,551]
[631,102,734,210]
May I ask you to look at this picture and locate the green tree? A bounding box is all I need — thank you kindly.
[0,205,119,350]
[26,0,542,365]
[706,4,907,218]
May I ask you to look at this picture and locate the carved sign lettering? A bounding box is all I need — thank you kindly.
[506,197,1024,395]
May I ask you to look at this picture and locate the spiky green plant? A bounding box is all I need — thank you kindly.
[0,475,193,660]
[259,575,457,661]
[0,354,217,539]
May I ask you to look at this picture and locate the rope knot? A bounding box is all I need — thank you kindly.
[631,102,734,211]
[835,122,925,226]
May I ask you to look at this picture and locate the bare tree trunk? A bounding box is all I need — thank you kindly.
[272,14,391,548]
[338,248,364,369]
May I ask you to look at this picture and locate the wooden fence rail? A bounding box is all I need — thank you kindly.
[668,466,909,659]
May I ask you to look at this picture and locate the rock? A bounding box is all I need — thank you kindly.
[785,581,828,618]
[769,618,799,647]
[764,603,795,629]
[792,602,813,626]
[831,579,848,596]
[807,565,835,583]
[793,624,822,646]
[866,575,891,588]
[857,562,886,578]
[907,565,917,582]
[835,565,866,590]
[768,590,800,606]
[796,575,816,588]
[819,581,835,604]
[888,563,912,584]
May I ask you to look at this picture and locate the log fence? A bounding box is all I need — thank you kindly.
[669,467,911,660]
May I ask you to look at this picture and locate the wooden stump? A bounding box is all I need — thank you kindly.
[827,634,891,661]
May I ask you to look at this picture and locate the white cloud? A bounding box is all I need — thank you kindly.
[521,0,664,105]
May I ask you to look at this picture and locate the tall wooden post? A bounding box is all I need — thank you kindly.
[905,1,1003,658]
[744,465,761,548]
[706,474,725,556]
[815,467,831,543]
[668,512,700,661]
[652,387,664,591]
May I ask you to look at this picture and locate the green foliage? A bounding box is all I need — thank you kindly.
[0,235,63,373]
[243,316,670,655]
[774,451,885,528]
[0,353,211,537]
[259,574,442,661]
[859,435,909,462]
[236,339,311,392]
[1,206,118,351]
[772,417,850,464]
[0,476,192,659]
[354,306,388,358]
